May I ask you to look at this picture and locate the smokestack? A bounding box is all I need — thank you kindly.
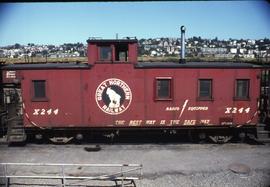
[179,25,186,63]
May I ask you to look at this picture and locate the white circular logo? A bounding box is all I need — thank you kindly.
[95,78,132,115]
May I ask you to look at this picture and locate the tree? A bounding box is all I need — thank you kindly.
[14,43,21,49]
[42,50,48,57]
[139,39,145,44]
[48,45,55,50]
[77,43,84,48]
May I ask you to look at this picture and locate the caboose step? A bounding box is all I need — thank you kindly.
[256,124,267,131]
[0,136,8,144]
[8,129,24,134]
[256,123,270,141]
[9,125,24,128]
[9,126,24,131]
[8,134,27,142]
[256,138,270,143]
[257,130,270,139]
[7,119,26,143]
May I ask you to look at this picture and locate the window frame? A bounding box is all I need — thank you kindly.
[155,77,173,101]
[198,79,213,101]
[115,44,129,62]
[234,79,250,100]
[31,80,48,102]
[98,46,112,62]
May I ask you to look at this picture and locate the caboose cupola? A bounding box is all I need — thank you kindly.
[86,38,138,65]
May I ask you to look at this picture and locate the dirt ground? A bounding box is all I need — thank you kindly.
[0,143,270,187]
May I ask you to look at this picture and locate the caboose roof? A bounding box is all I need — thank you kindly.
[135,62,263,69]
[86,39,137,44]
[1,61,264,70]
[1,62,91,70]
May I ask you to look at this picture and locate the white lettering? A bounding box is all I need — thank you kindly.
[40,109,46,115]
[232,107,237,113]
[160,120,166,125]
[188,106,208,111]
[225,107,232,114]
[33,109,40,115]
[238,108,244,113]
[129,120,142,126]
[32,108,59,116]
[183,120,196,125]
[115,120,125,125]
[53,109,59,115]
[47,109,52,115]
[146,120,156,125]
[165,107,180,111]
[200,120,210,125]
[6,71,16,78]
[225,107,251,114]
[245,107,250,113]
[169,120,180,125]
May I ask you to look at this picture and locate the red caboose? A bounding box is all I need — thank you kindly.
[0,37,267,144]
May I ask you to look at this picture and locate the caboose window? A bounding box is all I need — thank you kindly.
[235,79,249,99]
[99,46,112,61]
[156,78,172,100]
[32,80,46,99]
[198,79,212,99]
[115,44,128,62]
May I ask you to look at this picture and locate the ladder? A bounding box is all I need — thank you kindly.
[257,68,270,142]
[7,117,26,144]
[5,88,26,144]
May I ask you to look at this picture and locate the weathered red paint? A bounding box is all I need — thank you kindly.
[2,40,261,129]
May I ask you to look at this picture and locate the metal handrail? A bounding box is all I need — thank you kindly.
[0,162,143,187]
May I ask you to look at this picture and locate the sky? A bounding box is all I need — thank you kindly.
[0,1,269,46]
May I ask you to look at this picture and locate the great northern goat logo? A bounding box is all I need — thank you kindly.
[95,78,132,115]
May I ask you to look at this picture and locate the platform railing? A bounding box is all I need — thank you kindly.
[0,162,143,187]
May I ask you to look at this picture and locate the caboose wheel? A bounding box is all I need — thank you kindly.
[74,133,84,144]
[35,134,43,140]
[238,132,246,143]
[34,133,44,144]
[76,133,83,141]
[209,135,232,144]
[188,130,199,143]
[198,132,207,143]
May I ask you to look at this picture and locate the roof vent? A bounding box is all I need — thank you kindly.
[179,26,186,64]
